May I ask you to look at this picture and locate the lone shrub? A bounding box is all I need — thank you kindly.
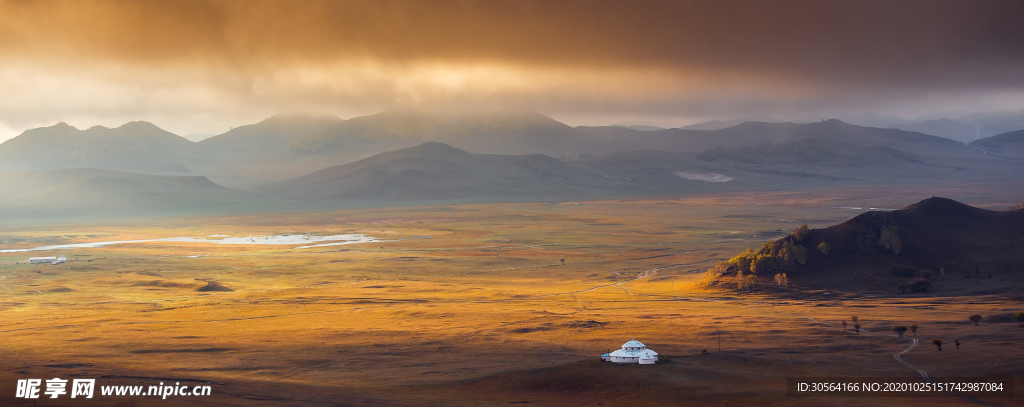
[909,324,918,336]
[969,314,982,325]
[932,338,942,351]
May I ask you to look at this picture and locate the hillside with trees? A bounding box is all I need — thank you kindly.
[704,197,1024,296]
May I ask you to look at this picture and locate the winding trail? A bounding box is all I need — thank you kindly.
[892,337,930,381]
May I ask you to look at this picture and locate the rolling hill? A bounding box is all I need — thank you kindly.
[888,118,978,144]
[971,130,1024,159]
[0,168,275,221]
[264,141,648,201]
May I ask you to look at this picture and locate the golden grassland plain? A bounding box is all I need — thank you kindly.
[1,184,1022,406]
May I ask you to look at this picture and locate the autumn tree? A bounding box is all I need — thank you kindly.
[841,320,847,333]
[969,314,982,325]
[1013,312,1024,327]
[817,242,830,255]
[729,248,755,273]
[854,323,861,335]
[891,326,908,338]
[773,273,789,289]
[954,339,960,350]
[932,338,942,351]
[779,246,796,273]
[697,261,729,289]
[909,324,918,336]
[792,224,811,242]
[851,315,859,324]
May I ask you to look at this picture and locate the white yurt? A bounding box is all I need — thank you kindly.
[601,338,659,364]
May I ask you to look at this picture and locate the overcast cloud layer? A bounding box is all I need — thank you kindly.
[1,0,1022,139]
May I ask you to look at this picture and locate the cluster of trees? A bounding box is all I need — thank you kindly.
[932,338,963,350]
[714,224,839,293]
[736,269,758,292]
[894,266,934,294]
[728,225,814,277]
[844,316,861,334]
[696,261,729,289]
[1009,202,1024,211]
[888,324,925,339]
[773,273,789,289]
[889,323,920,338]
[1013,312,1024,327]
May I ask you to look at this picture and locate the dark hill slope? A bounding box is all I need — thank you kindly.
[0,122,196,174]
[739,197,1024,295]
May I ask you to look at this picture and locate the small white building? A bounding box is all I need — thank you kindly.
[601,338,659,364]
[28,255,66,265]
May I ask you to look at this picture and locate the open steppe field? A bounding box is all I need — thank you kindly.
[1,183,1023,406]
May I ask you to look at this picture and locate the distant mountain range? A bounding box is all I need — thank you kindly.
[1,110,1022,219]
[0,122,196,174]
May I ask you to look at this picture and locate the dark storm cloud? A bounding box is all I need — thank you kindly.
[0,0,1022,137]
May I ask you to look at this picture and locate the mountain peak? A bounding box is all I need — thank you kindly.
[51,122,78,131]
[116,121,164,131]
[900,196,983,216]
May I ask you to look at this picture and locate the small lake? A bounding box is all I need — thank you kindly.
[0,234,380,253]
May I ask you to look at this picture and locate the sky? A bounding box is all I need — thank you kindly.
[1,0,1023,141]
